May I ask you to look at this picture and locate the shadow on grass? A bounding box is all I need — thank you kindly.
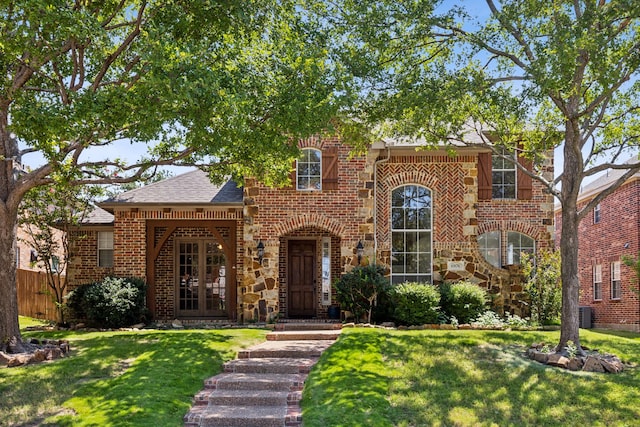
[0,329,266,427]
[303,329,640,427]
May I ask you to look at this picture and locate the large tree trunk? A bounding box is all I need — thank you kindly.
[1,108,25,352]
[558,206,582,351]
[558,121,584,352]
[0,207,23,351]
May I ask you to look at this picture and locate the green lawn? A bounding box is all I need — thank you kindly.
[4,321,639,426]
[0,317,267,426]
[302,328,640,427]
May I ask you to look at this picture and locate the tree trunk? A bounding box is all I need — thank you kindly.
[1,108,25,352]
[558,206,582,351]
[558,121,584,353]
[0,209,24,351]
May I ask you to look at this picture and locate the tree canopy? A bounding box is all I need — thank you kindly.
[316,0,640,349]
[1,0,342,346]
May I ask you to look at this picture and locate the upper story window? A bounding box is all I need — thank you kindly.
[491,151,516,199]
[391,185,432,284]
[477,231,535,268]
[594,203,601,224]
[98,231,114,268]
[593,264,602,301]
[611,261,621,300]
[296,148,322,191]
[478,148,533,201]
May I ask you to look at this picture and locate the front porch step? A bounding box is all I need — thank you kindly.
[196,389,291,407]
[204,373,306,392]
[184,323,340,426]
[274,322,342,331]
[237,340,335,359]
[185,404,288,427]
[266,330,341,341]
[224,358,317,374]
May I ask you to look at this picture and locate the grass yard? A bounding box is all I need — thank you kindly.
[0,317,267,426]
[302,328,640,427]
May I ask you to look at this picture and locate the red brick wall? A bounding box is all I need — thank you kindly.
[67,229,114,287]
[556,179,640,330]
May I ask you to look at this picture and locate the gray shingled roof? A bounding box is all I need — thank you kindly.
[81,206,114,224]
[101,169,243,206]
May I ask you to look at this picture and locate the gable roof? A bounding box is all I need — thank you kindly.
[100,169,243,209]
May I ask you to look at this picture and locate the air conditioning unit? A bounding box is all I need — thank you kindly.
[579,306,592,329]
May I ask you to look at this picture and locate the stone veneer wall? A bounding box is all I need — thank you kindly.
[556,179,640,331]
[242,136,372,322]
[375,151,555,317]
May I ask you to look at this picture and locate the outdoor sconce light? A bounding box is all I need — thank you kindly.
[356,241,364,264]
[257,241,265,262]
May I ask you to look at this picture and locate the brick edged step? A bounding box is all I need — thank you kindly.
[266,330,341,341]
[224,358,317,374]
[274,322,342,331]
[184,324,341,427]
[238,340,335,359]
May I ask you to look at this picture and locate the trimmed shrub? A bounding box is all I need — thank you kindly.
[335,264,389,323]
[67,276,147,328]
[391,282,440,325]
[439,280,488,324]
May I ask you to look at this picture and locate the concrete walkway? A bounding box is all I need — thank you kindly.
[183,323,342,427]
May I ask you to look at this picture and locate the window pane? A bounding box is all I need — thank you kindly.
[392,233,405,252]
[406,232,417,252]
[405,209,417,229]
[392,208,404,229]
[418,232,431,252]
[405,254,417,273]
[418,208,431,229]
[418,254,431,273]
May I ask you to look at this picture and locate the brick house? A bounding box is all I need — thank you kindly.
[554,168,640,332]
[68,135,555,323]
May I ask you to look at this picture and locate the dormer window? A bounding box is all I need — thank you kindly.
[296,148,322,191]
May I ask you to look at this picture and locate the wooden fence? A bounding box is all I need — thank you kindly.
[17,269,65,322]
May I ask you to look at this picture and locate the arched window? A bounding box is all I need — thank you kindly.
[477,230,535,267]
[296,148,322,190]
[391,185,432,284]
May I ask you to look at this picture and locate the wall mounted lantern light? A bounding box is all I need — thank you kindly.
[356,241,364,264]
[257,241,265,262]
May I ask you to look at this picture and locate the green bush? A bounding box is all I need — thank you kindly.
[439,280,488,324]
[391,282,441,325]
[335,264,389,323]
[67,276,147,328]
[522,250,562,325]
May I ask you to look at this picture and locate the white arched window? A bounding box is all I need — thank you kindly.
[477,230,535,267]
[391,185,432,284]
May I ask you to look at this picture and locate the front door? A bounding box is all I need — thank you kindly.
[177,240,227,318]
[288,240,316,317]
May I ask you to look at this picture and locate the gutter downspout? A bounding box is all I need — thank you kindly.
[373,146,391,264]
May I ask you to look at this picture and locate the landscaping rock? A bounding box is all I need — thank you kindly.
[532,351,549,364]
[172,319,184,329]
[547,353,570,368]
[567,357,584,371]
[601,356,624,373]
[582,356,606,373]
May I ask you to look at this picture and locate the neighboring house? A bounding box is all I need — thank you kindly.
[554,168,640,332]
[67,135,555,323]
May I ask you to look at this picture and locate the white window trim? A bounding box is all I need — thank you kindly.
[296,148,322,191]
[593,264,602,301]
[390,184,433,285]
[492,150,517,200]
[97,231,114,268]
[611,261,621,300]
[594,203,601,224]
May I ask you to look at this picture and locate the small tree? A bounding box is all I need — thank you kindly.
[335,264,389,324]
[18,183,100,325]
[522,250,562,326]
[621,252,640,297]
